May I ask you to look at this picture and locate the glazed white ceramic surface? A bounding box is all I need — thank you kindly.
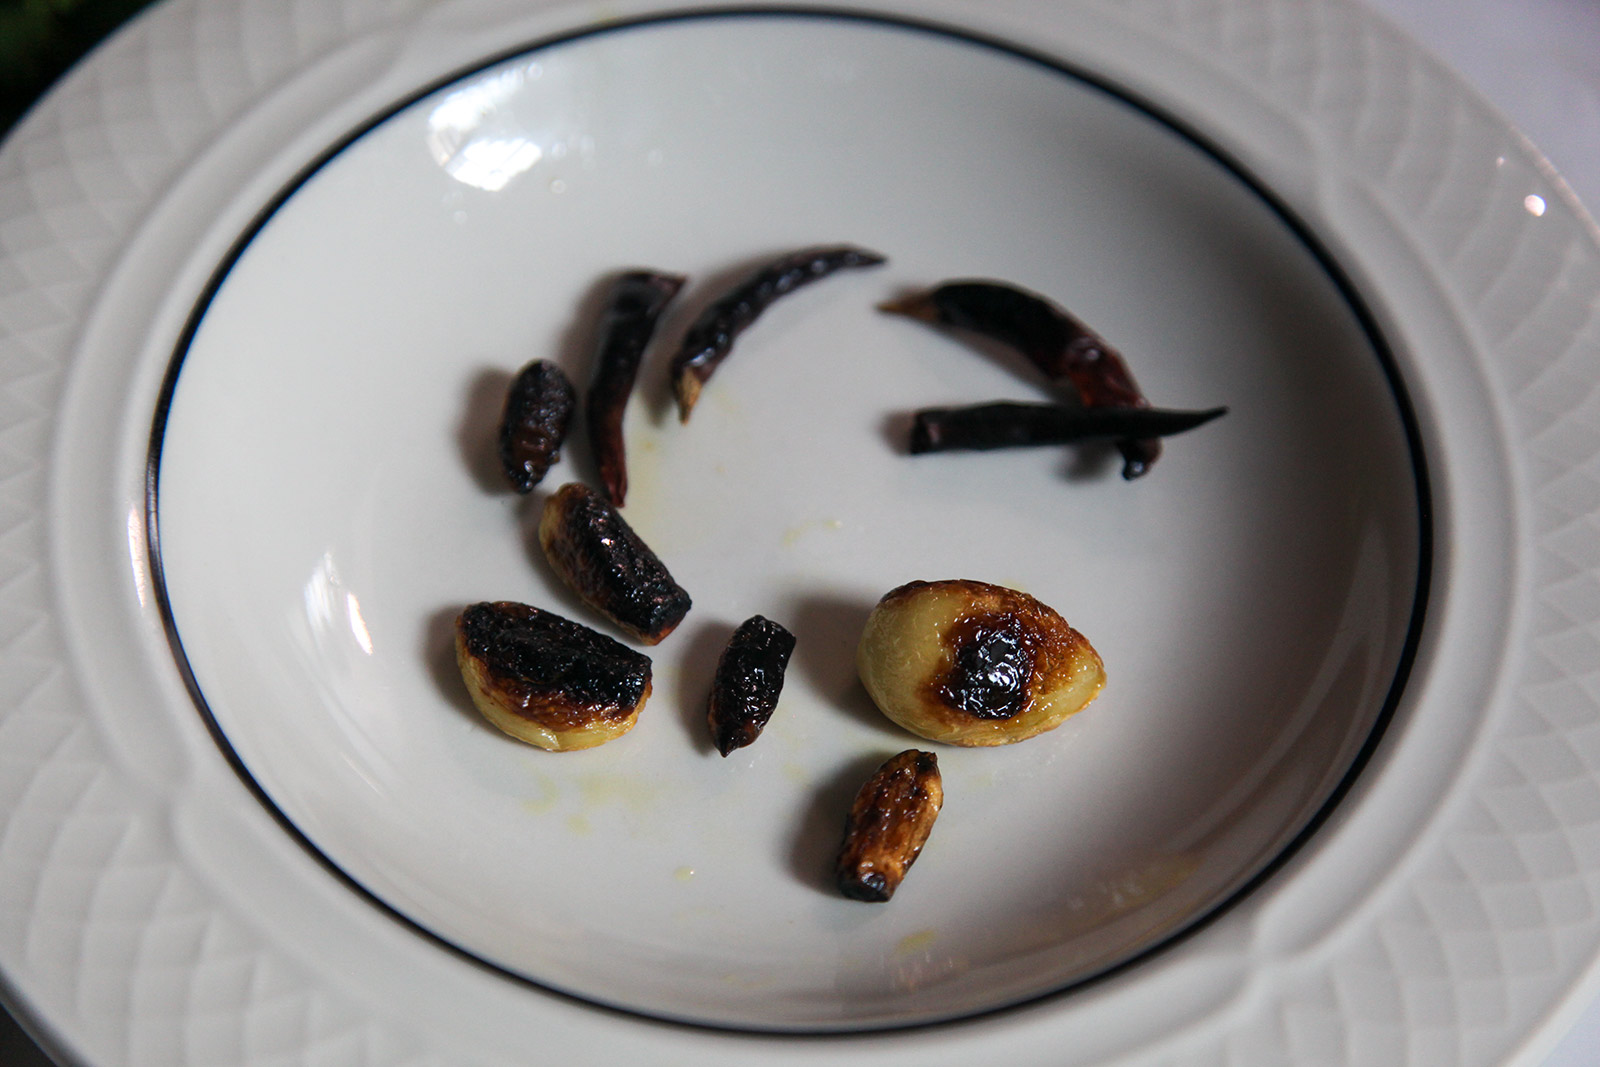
[155,16,1421,1030]
[2,0,1598,1064]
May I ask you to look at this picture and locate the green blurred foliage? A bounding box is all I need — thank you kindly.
[1,0,160,135]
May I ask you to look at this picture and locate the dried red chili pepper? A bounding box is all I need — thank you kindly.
[881,280,1164,478]
[909,401,1227,454]
[670,244,886,421]
[585,270,685,506]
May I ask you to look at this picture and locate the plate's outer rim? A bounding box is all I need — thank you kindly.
[1,0,1597,1065]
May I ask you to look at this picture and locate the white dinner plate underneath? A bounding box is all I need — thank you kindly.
[2,0,1597,1064]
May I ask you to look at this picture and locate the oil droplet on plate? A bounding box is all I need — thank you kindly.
[674,866,695,881]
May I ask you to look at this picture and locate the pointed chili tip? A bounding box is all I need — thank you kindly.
[877,291,939,323]
[673,374,701,423]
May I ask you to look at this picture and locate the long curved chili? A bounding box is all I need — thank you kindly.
[909,402,1227,454]
[881,280,1163,478]
[670,244,886,421]
[585,270,685,506]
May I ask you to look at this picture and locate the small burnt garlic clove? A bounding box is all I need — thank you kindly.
[706,615,796,756]
[499,359,577,492]
[835,750,943,902]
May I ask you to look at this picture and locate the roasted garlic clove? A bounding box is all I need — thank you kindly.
[455,601,652,751]
[835,750,942,902]
[499,359,577,493]
[856,579,1104,746]
[706,615,796,756]
[538,482,692,644]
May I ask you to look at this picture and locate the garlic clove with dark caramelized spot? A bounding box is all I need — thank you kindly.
[856,580,1104,746]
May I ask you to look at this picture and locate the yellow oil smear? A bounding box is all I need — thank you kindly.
[780,517,845,549]
[962,767,997,792]
[520,772,561,814]
[674,866,696,882]
[782,762,811,785]
[579,772,661,813]
[566,813,591,835]
[896,929,937,954]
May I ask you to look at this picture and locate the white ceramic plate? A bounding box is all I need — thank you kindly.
[153,13,1423,1032]
[3,0,1598,1064]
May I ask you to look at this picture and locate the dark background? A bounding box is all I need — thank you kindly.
[3,5,161,1061]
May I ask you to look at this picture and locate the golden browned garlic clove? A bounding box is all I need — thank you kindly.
[835,750,943,902]
[455,601,652,751]
[856,579,1104,746]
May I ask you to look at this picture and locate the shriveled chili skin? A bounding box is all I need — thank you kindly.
[586,271,686,506]
[500,359,577,492]
[706,615,796,756]
[881,280,1160,478]
[670,244,887,421]
[835,750,943,903]
[538,482,692,645]
[909,401,1227,454]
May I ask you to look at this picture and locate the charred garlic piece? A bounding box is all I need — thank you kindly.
[857,579,1104,746]
[455,601,652,751]
[706,615,796,756]
[499,359,577,493]
[538,482,692,644]
[835,750,943,902]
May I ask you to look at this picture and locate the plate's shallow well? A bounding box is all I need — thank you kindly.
[152,14,1423,1031]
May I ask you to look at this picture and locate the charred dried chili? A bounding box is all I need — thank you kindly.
[706,615,796,756]
[499,359,577,493]
[881,280,1164,478]
[670,244,886,421]
[586,271,686,506]
[835,750,943,903]
[538,482,692,645]
[909,401,1227,454]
